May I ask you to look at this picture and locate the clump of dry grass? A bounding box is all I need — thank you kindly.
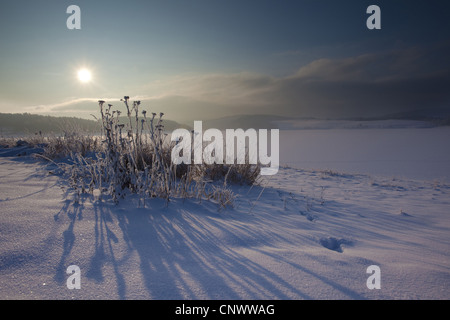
[1,97,261,209]
[0,124,101,159]
[62,97,260,208]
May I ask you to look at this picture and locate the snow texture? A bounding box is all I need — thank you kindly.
[1,124,449,300]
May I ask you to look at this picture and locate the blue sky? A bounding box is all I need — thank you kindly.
[0,0,449,121]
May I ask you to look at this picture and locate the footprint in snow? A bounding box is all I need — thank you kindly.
[400,210,412,217]
[320,237,353,253]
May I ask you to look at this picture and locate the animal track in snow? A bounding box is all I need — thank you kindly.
[319,237,353,253]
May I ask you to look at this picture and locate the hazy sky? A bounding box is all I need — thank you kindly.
[0,0,449,121]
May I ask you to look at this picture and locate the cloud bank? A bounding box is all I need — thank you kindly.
[24,44,450,121]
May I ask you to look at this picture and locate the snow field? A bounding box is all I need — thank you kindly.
[1,152,449,299]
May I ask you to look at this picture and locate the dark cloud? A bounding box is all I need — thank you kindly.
[29,43,450,121]
[246,43,450,118]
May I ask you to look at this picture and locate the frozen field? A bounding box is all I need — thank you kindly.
[279,124,450,182]
[0,123,449,300]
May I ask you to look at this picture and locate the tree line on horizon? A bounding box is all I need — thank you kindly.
[0,113,188,136]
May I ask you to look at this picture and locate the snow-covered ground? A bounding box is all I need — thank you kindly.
[279,124,450,182]
[0,122,449,300]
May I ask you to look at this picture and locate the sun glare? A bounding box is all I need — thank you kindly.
[77,69,92,83]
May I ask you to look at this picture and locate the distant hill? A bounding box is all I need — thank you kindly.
[3,110,447,137]
[116,116,191,132]
[202,114,294,130]
[0,113,100,136]
[348,108,450,125]
[0,113,190,136]
[201,111,450,130]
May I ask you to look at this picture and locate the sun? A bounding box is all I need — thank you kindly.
[77,69,92,83]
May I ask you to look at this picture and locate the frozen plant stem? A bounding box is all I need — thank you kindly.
[57,96,262,209]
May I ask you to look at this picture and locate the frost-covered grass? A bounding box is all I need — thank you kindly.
[0,97,260,208]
